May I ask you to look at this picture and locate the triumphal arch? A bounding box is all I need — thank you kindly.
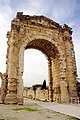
[4,12,77,104]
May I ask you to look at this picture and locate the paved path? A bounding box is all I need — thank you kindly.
[24,98,80,119]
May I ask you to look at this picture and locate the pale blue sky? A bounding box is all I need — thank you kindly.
[0,0,80,86]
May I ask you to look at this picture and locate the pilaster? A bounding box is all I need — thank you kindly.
[48,58,53,102]
[5,28,19,104]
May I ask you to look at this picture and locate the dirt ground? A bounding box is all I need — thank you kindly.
[0,99,78,120]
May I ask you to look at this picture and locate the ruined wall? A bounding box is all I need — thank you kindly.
[23,89,34,99]
[23,88,48,101]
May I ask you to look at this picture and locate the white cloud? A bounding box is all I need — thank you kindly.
[0,0,13,73]
[23,49,48,86]
[13,0,51,16]
[49,0,77,23]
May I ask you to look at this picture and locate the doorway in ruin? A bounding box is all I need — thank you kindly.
[20,39,62,103]
[23,49,48,87]
[5,12,77,104]
[23,49,48,101]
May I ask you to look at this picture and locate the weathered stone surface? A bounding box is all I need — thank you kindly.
[0,72,8,103]
[23,88,48,101]
[4,12,77,104]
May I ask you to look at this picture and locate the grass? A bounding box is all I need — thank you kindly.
[13,107,79,120]
[13,107,39,112]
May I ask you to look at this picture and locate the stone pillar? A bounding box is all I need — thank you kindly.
[60,80,69,103]
[17,75,23,104]
[17,46,24,104]
[62,25,77,99]
[48,58,53,102]
[64,36,77,98]
[5,29,19,104]
[52,56,61,103]
[0,73,7,103]
[60,57,70,103]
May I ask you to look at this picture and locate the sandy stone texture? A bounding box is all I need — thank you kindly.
[4,12,77,104]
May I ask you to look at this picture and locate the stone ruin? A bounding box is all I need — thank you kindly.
[0,12,78,104]
[23,86,48,102]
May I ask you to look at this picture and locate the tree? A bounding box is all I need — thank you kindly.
[41,79,47,89]
[32,85,37,99]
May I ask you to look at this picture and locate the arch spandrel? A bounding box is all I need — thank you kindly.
[5,12,77,104]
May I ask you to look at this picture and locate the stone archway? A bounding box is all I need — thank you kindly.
[5,12,77,104]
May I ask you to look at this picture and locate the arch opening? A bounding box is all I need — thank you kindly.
[23,48,48,87]
[25,39,60,59]
[21,39,61,102]
[23,48,48,101]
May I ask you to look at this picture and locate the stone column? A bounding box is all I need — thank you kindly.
[17,45,25,104]
[5,29,19,104]
[62,25,77,100]
[60,57,70,103]
[0,73,7,103]
[64,36,77,98]
[48,58,53,102]
[52,56,61,103]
